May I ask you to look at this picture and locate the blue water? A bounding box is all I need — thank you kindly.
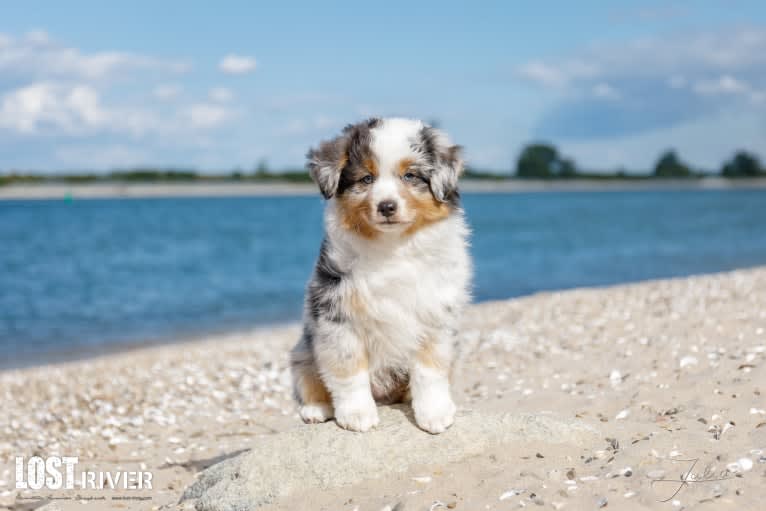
[2,190,766,367]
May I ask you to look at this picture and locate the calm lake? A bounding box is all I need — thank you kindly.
[2,189,766,367]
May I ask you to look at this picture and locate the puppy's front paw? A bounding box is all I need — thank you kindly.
[334,399,379,432]
[299,403,334,424]
[414,396,456,434]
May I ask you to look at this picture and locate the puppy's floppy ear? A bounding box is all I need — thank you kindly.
[306,118,380,199]
[418,126,464,203]
[306,133,350,199]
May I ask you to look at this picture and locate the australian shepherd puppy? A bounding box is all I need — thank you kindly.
[290,117,471,434]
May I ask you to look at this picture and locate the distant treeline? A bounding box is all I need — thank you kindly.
[0,168,314,187]
[1,146,764,186]
[515,144,765,179]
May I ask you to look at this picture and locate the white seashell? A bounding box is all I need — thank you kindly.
[738,458,753,471]
[499,489,525,500]
[616,409,630,420]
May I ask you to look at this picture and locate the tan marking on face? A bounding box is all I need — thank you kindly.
[416,338,449,372]
[337,153,348,171]
[363,157,379,176]
[336,193,378,239]
[297,367,331,404]
[397,157,415,176]
[401,184,451,236]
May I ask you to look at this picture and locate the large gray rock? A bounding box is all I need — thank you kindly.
[181,405,600,511]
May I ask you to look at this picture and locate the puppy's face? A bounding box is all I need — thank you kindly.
[308,118,463,239]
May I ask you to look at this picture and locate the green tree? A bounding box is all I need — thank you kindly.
[653,150,691,178]
[254,158,270,177]
[558,157,577,178]
[516,143,578,178]
[721,151,763,178]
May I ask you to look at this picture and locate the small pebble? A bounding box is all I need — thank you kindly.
[679,356,698,369]
[596,496,608,508]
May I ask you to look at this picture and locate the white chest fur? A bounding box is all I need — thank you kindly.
[325,207,471,370]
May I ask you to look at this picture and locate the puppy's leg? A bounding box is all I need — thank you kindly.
[291,335,334,423]
[315,324,378,432]
[410,336,456,434]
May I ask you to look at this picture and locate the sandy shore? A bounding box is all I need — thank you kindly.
[2,177,766,200]
[1,267,765,510]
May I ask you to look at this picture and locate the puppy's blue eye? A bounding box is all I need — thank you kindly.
[403,172,416,182]
[360,174,374,185]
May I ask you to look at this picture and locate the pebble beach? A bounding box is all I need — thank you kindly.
[1,267,765,510]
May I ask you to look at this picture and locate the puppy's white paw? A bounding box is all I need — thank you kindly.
[414,397,456,434]
[335,400,379,432]
[299,403,334,424]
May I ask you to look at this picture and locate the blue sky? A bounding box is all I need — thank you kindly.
[1,1,765,173]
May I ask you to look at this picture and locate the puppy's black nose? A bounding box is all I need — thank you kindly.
[377,200,397,218]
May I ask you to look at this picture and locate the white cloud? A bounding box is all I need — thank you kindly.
[183,103,233,128]
[0,81,185,137]
[691,74,766,105]
[153,84,182,101]
[592,82,620,100]
[24,29,51,45]
[693,75,749,95]
[0,30,189,80]
[0,82,108,134]
[0,82,237,137]
[209,87,233,102]
[518,26,766,141]
[518,27,766,92]
[517,59,600,89]
[517,62,569,88]
[219,54,257,74]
